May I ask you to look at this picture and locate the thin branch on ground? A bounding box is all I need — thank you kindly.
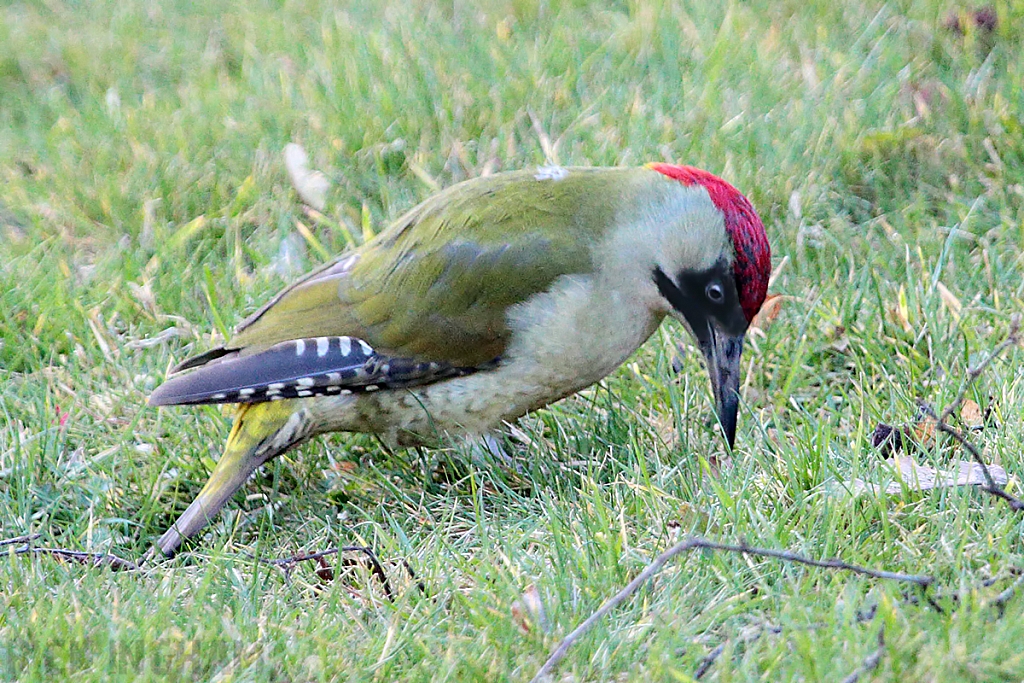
[912,316,1023,511]
[0,533,41,548]
[263,545,424,599]
[13,546,141,571]
[2,532,424,593]
[265,546,353,566]
[865,566,1024,620]
[265,546,393,597]
[991,572,1024,617]
[916,315,1023,511]
[937,315,1020,427]
[528,536,932,683]
[840,628,885,683]
[2,534,142,571]
[694,642,726,679]
[933,417,1024,511]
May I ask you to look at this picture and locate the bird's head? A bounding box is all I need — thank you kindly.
[645,163,771,448]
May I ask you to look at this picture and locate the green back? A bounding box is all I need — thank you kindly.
[231,167,652,366]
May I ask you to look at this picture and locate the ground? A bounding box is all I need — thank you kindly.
[2,0,1024,680]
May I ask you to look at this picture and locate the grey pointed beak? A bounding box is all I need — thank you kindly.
[697,329,744,448]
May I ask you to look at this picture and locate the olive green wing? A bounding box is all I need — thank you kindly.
[227,254,366,353]
[228,168,621,366]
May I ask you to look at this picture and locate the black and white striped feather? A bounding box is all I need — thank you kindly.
[149,335,493,406]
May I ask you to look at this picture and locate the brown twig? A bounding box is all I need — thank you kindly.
[263,546,425,600]
[528,536,932,682]
[937,315,1020,427]
[2,534,142,570]
[694,642,726,679]
[840,628,885,683]
[991,572,1024,617]
[0,534,41,548]
[13,546,141,571]
[933,417,1024,511]
[914,316,1023,511]
[703,539,934,585]
[265,546,393,597]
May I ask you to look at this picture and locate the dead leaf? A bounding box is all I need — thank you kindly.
[871,423,906,455]
[913,413,937,447]
[703,452,733,476]
[890,285,913,333]
[495,18,513,42]
[749,293,783,333]
[936,281,962,318]
[961,399,984,430]
[284,143,330,211]
[126,279,158,316]
[845,456,1008,496]
[315,556,334,583]
[329,460,358,474]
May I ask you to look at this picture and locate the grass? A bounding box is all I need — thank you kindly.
[2,0,1024,679]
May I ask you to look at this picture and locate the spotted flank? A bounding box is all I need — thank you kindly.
[149,335,494,407]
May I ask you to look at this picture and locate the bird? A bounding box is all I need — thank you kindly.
[148,163,771,557]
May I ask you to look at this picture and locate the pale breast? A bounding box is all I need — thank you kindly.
[310,273,663,445]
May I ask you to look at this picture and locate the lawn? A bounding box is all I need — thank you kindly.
[2,0,1024,680]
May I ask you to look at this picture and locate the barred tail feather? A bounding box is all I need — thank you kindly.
[150,335,491,408]
[149,336,377,406]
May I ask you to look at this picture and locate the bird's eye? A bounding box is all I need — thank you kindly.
[706,282,724,303]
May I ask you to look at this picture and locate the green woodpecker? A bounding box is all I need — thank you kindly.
[149,163,770,556]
